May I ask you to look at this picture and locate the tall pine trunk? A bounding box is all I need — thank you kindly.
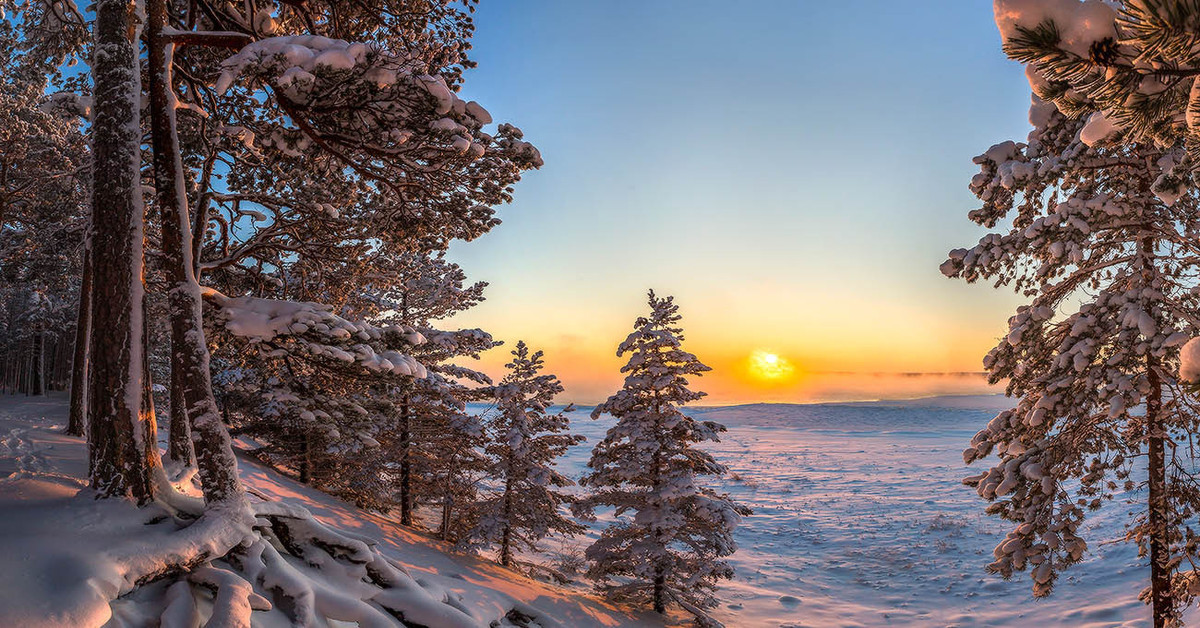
[1146,340,1170,627]
[1142,235,1172,628]
[651,397,666,615]
[167,336,194,464]
[500,450,514,567]
[653,571,666,615]
[1147,355,1169,628]
[440,494,454,541]
[66,242,91,436]
[300,431,312,484]
[88,0,158,503]
[399,396,412,526]
[148,0,242,504]
[440,456,459,541]
[30,330,43,396]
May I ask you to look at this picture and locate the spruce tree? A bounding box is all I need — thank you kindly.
[944,98,1200,627]
[578,291,747,627]
[465,341,584,568]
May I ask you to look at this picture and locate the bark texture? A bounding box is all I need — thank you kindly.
[88,0,158,502]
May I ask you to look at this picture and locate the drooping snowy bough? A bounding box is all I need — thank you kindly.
[991,1,1200,198]
[2,0,552,624]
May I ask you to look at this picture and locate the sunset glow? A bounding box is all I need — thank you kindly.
[748,350,795,381]
[444,1,1029,405]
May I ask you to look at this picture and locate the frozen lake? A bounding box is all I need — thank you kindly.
[561,395,1163,627]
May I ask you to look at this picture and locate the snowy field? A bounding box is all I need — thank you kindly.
[567,396,1167,628]
[0,393,1180,627]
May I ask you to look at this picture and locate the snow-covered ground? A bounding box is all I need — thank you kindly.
[0,394,655,628]
[0,393,1176,627]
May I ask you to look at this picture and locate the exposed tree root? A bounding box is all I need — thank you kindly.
[125,495,498,627]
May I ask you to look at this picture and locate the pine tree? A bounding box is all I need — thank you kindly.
[465,341,585,568]
[0,3,560,623]
[86,0,160,503]
[0,16,88,414]
[204,280,429,498]
[371,249,497,527]
[141,0,540,500]
[578,291,747,627]
[943,98,1200,627]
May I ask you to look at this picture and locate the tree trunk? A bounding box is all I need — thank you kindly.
[148,0,243,505]
[31,330,43,396]
[440,494,453,541]
[167,334,194,465]
[87,0,158,503]
[653,571,666,615]
[67,242,91,436]
[399,396,412,526]
[1141,235,1172,628]
[500,498,512,567]
[500,455,514,567]
[300,431,312,484]
[1147,356,1170,628]
[651,397,667,614]
[440,457,459,541]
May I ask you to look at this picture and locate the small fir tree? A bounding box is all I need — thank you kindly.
[465,341,584,567]
[578,291,748,628]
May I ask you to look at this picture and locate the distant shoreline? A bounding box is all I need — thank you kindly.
[462,392,1012,413]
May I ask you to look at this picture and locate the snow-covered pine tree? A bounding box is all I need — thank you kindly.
[577,291,747,627]
[137,0,540,493]
[424,400,489,542]
[0,3,566,624]
[204,277,429,497]
[465,341,585,568]
[943,97,1200,627]
[369,249,497,527]
[85,0,161,502]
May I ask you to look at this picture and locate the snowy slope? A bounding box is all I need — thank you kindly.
[0,395,655,628]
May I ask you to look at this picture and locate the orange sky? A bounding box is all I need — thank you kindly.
[446,283,1016,405]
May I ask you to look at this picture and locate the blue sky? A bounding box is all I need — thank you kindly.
[445,1,1034,403]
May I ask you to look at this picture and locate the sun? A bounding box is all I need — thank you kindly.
[748,350,796,381]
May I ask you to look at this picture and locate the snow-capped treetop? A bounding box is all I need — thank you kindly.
[592,291,712,422]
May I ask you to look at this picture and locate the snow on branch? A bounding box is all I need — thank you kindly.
[213,34,542,168]
[202,287,427,378]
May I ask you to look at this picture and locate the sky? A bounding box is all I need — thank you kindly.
[444,1,1034,405]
